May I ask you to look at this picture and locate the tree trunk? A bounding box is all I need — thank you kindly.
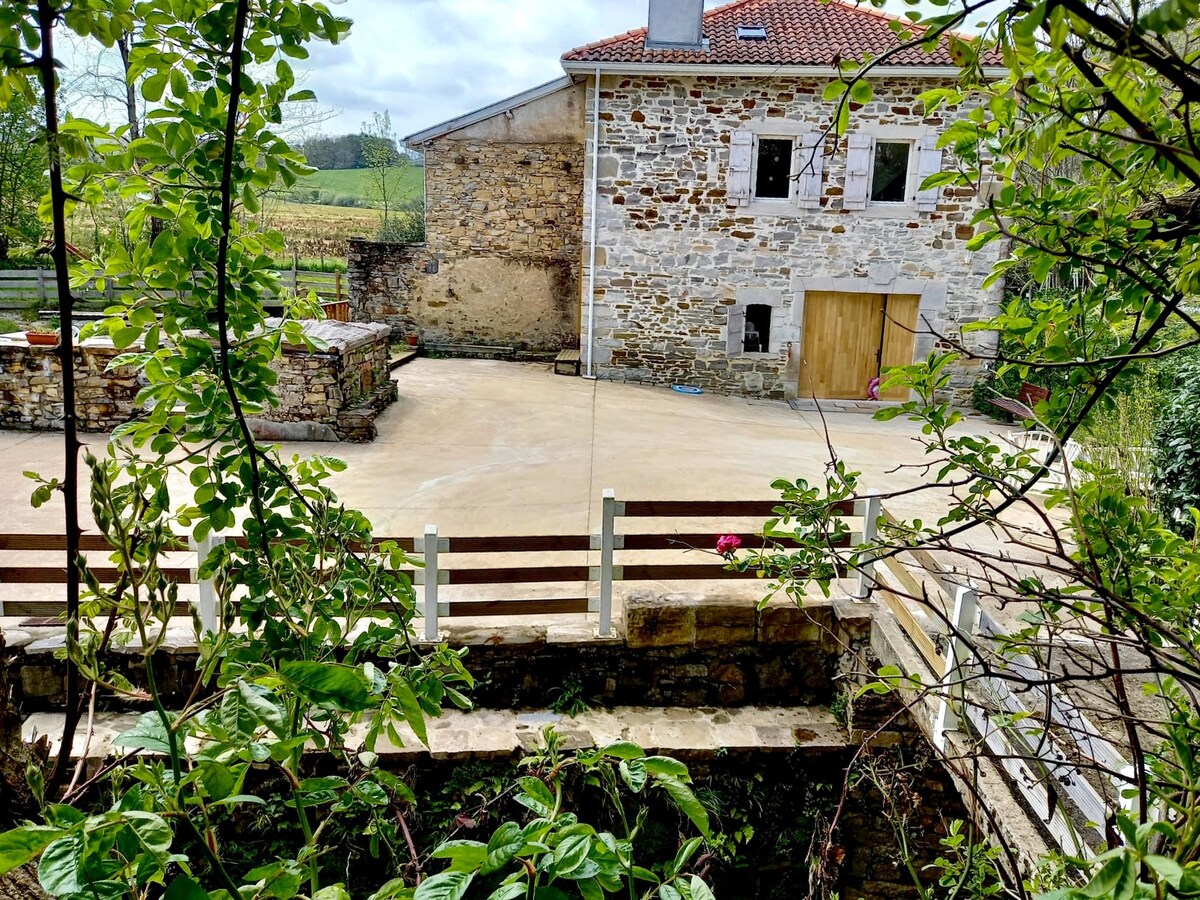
[0,864,50,900]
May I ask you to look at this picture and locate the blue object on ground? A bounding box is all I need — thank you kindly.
[672,385,704,395]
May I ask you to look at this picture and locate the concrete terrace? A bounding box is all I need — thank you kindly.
[0,358,1029,630]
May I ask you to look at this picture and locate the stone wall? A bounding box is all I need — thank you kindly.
[586,74,1006,403]
[257,320,395,441]
[0,322,395,442]
[0,338,141,432]
[351,82,585,351]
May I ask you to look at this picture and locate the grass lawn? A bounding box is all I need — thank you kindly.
[296,166,423,205]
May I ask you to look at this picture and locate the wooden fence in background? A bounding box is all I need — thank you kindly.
[0,266,345,311]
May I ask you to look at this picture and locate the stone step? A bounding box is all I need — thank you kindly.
[388,349,418,371]
[24,705,845,763]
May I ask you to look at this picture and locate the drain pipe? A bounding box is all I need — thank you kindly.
[584,65,601,379]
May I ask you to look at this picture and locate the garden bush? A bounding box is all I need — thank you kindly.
[1155,358,1200,533]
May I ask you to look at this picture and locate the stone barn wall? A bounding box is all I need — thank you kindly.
[352,81,586,351]
[584,73,1006,403]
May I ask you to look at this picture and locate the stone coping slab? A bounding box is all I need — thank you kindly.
[24,705,847,763]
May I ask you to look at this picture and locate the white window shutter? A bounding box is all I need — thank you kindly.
[916,133,944,212]
[795,132,824,209]
[726,305,745,356]
[843,133,872,210]
[727,130,753,207]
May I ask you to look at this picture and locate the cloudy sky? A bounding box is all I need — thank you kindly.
[302,0,724,140]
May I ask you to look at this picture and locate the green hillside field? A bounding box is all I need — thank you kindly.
[292,166,424,206]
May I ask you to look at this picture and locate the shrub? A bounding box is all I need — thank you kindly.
[1154,358,1200,532]
[1080,372,1161,499]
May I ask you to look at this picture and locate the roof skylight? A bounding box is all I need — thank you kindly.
[736,25,768,40]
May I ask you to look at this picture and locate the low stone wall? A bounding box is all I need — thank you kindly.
[255,320,396,442]
[0,321,396,441]
[347,238,579,350]
[0,339,141,432]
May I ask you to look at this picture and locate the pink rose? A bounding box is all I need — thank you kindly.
[716,534,742,556]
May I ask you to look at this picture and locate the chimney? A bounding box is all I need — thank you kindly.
[646,0,705,49]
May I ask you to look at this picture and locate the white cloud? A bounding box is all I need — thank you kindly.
[298,0,686,139]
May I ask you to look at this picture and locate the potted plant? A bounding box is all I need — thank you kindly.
[25,316,59,346]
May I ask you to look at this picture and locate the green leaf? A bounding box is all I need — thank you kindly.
[654,776,710,838]
[619,759,647,794]
[198,761,236,802]
[281,661,372,711]
[0,826,64,875]
[849,79,873,103]
[432,840,487,871]
[669,837,703,879]
[689,875,716,900]
[552,835,590,876]
[314,888,352,900]
[39,832,85,896]
[481,822,524,876]
[391,679,429,746]
[238,681,286,737]
[165,874,210,899]
[516,777,556,817]
[642,757,689,780]
[601,741,644,760]
[414,870,475,900]
[112,711,172,755]
[488,884,526,900]
[1145,855,1183,888]
[111,325,143,349]
[220,688,258,742]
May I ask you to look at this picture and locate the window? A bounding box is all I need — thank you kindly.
[754,138,792,200]
[844,133,941,212]
[871,141,911,203]
[736,25,768,40]
[743,304,772,353]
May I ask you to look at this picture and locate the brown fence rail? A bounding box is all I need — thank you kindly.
[0,494,866,632]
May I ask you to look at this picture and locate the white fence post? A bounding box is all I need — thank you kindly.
[854,489,882,600]
[932,584,980,750]
[597,488,617,637]
[423,524,440,642]
[190,534,223,634]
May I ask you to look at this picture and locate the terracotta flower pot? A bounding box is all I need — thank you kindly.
[25,331,58,346]
[405,334,419,347]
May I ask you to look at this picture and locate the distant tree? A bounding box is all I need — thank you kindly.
[300,132,363,169]
[0,95,45,259]
[362,110,407,235]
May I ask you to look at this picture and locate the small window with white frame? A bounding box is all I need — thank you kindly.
[753,137,793,200]
[843,132,942,212]
[870,141,912,203]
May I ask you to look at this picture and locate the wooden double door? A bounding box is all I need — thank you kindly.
[800,291,920,400]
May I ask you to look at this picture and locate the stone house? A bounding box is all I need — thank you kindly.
[380,0,1007,402]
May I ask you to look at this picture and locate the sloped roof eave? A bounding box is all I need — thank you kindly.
[559,59,1007,79]
[403,76,577,147]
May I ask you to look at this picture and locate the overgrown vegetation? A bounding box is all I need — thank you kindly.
[769,0,1200,895]
[0,2,706,898]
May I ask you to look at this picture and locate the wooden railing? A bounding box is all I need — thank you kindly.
[0,492,863,638]
[0,266,345,310]
[865,502,1131,859]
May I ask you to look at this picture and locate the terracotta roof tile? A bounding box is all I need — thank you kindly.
[562,0,999,68]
